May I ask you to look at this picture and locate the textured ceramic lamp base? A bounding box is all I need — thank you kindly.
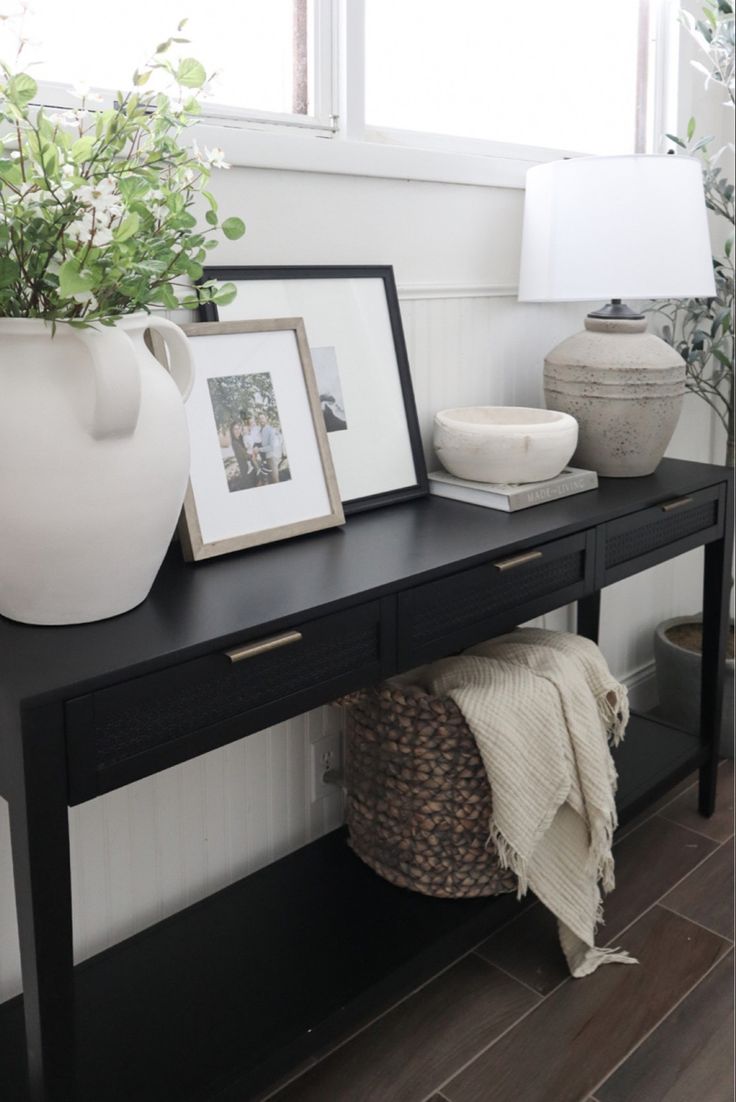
[543,316,686,478]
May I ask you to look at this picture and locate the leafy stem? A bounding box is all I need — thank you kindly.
[651,0,735,467]
[0,18,244,325]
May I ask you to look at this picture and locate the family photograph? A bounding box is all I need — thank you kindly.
[208,372,291,492]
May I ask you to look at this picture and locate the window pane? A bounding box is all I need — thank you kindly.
[2,0,313,117]
[365,0,644,154]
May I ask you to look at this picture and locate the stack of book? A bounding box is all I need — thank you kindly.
[428,466,598,512]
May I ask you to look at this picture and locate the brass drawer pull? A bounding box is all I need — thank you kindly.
[661,496,694,512]
[225,630,303,663]
[493,550,543,572]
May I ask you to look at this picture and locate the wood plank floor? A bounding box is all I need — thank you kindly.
[262,762,734,1102]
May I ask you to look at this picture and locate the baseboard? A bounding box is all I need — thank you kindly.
[623,660,658,713]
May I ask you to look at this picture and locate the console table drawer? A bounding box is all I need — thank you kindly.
[398,530,592,666]
[601,485,724,584]
[65,600,386,801]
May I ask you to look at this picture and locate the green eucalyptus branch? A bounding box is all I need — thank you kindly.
[0,17,245,324]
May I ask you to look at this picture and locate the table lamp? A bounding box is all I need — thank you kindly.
[518,155,716,477]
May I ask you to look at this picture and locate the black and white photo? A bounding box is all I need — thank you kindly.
[311,346,348,433]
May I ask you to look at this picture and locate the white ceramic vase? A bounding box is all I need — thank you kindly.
[0,314,194,625]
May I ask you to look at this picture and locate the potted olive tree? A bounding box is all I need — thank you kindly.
[0,21,244,625]
[651,0,734,755]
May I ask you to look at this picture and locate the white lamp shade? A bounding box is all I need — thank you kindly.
[518,155,716,302]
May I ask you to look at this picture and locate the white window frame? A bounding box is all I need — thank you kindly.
[197,0,682,187]
[31,0,681,189]
[31,1,339,134]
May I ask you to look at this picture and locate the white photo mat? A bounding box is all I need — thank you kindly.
[160,320,344,561]
[202,268,427,511]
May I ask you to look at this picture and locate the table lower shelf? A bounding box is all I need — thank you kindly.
[612,710,705,823]
[0,713,704,1102]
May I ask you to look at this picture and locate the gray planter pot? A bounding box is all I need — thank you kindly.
[654,615,735,759]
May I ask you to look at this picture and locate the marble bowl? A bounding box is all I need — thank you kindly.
[433,406,578,484]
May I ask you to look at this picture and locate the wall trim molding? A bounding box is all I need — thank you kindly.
[398,282,518,301]
[193,123,537,189]
[622,659,658,713]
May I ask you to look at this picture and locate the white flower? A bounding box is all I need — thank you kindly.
[147,191,169,215]
[75,176,120,214]
[202,72,221,100]
[204,146,229,169]
[70,82,104,103]
[60,163,76,189]
[66,214,94,244]
[72,290,99,308]
[93,225,113,246]
[190,138,204,163]
[63,109,89,126]
[66,210,116,248]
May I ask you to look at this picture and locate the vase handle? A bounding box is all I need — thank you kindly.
[145,316,195,402]
[74,324,142,440]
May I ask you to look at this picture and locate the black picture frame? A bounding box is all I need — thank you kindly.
[199,265,428,514]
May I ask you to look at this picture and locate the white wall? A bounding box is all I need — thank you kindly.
[0,19,731,1001]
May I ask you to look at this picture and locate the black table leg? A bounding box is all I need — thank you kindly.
[577,591,601,644]
[8,704,75,1101]
[699,484,735,817]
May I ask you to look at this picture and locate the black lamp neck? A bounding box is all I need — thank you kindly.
[587,299,645,321]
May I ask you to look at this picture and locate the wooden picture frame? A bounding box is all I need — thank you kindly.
[160,319,344,561]
[199,266,428,514]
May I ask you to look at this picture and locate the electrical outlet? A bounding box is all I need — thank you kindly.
[310,732,342,802]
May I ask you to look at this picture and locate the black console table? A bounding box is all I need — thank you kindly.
[0,457,732,1101]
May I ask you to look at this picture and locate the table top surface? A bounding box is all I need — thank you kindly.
[0,457,730,707]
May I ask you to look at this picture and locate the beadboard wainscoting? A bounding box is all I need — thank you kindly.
[0,287,719,1003]
[0,707,347,1001]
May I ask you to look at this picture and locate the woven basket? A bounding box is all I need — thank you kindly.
[341,682,516,899]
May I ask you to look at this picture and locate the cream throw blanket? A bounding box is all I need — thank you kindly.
[422,628,637,978]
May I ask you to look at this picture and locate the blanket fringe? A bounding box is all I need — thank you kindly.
[487,821,530,898]
[599,684,630,747]
[437,630,636,978]
[559,919,639,977]
[488,791,619,906]
[588,817,618,896]
[570,945,639,979]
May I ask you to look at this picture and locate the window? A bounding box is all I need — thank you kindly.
[3,0,677,183]
[365,0,654,155]
[4,0,336,131]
